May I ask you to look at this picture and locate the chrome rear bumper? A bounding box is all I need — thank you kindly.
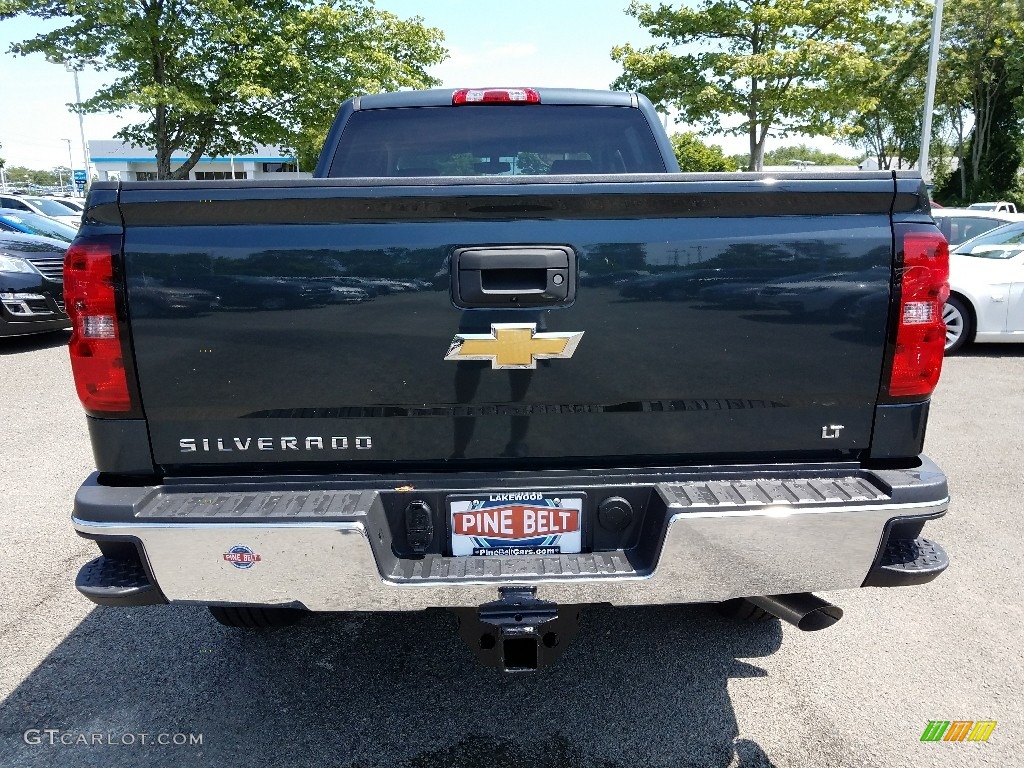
[72,463,949,611]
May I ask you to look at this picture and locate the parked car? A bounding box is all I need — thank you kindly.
[0,210,79,243]
[0,232,71,337]
[0,193,82,229]
[944,220,1024,353]
[127,275,220,318]
[619,267,773,301]
[328,284,373,304]
[328,276,383,297]
[968,201,1017,214]
[45,197,86,214]
[930,207,1020,246]
[355,277,421,294]
[755,266,890,320]
[201,274,335,310]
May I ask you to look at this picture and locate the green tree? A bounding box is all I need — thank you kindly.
[52,165,72,191]
[670,132,738,171]
[762,143,860,167]
[515,152,552,175]
[611,0,890,170]
[936,0,1024,202]
[3,165,63,185]
[1,1,447,178]
[845,2,930,170]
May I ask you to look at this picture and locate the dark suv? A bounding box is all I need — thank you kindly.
[0,232,70,338]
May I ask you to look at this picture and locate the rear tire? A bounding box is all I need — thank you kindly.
[943,296,973,354]
[208,605,304,628]
[716,598,771,623]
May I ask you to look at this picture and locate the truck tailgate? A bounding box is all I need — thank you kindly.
[116,176,900,470]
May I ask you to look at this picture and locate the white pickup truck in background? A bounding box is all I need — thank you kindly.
[968,201,1018,214]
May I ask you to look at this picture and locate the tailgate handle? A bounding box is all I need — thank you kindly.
[452,246,576,308]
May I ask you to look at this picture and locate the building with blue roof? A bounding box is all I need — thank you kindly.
[89,140,311,181]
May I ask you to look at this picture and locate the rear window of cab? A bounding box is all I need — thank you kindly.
[328,106,667,177]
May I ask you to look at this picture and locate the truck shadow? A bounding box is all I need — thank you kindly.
[0,603,781,768]
[0,329,70,355]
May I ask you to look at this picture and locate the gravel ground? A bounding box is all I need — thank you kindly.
[0,330,1020,768]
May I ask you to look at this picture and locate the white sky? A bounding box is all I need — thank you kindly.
[0,0,857,172]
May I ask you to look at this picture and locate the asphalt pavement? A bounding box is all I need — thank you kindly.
[0,330,1020,768]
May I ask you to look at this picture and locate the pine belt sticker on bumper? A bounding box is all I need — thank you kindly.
[449,493,584,556]
[223,545,261,569]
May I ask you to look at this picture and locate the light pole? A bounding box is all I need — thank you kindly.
[65,62,90,197]
[47,55,91,195]
[227,125,238,179]
[919,0,944,183]
[50,61,91,196]
[62,138,74,192]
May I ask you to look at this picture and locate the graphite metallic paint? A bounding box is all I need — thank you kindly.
[105,177,909,468]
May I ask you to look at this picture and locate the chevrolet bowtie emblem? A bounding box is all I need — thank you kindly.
[445,323,584,369]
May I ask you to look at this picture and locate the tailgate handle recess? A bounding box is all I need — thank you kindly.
[452,246,576,308]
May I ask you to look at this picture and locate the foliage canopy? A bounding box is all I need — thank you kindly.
[612,0,887,170]
[670,132,738,172]
[843,1,931,171]
[1,0,447,178]
[935,0,1024,202]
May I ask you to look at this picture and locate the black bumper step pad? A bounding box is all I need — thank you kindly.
[390,550,638,582]
[75,556,166,607]
[863,537,949,587]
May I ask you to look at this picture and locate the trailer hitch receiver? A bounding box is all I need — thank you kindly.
[453,587,580,671]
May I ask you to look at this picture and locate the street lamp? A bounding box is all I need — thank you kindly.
[48,56,91,197]
[919,0,945,183]
[62,138,74,193]
[67,62,91,196]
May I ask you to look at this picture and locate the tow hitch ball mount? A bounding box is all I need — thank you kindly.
[452,586,580,672]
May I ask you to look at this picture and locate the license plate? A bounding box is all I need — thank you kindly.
[448,492,584,556]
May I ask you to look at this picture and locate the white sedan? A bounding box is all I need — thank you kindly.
[930,207,1020,245]
[0,194,81,229]
[944,221,1024,353]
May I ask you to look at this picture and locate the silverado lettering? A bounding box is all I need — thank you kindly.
[178,436,372,452]
[67,87,951,672]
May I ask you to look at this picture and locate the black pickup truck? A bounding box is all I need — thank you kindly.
[68,88,951,671]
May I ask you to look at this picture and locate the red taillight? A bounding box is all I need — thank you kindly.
[452,88,541,105]
[64,240,132,412]
[887,231,950,398]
